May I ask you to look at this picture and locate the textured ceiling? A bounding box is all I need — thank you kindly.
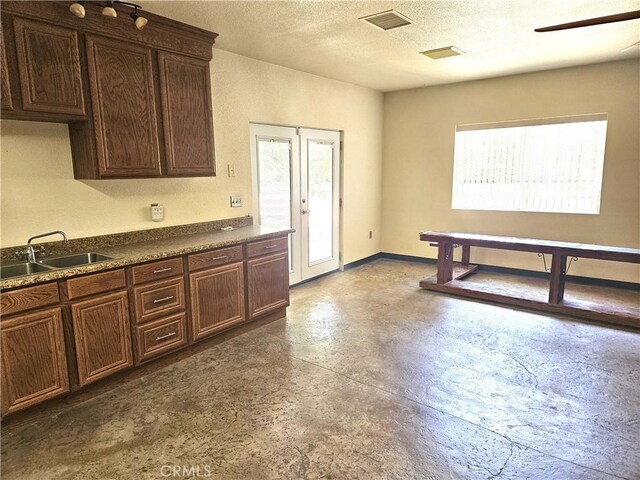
[144,0,640,92]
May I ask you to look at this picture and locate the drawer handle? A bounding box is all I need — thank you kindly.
[264,245,277,249]
[153,267,173,274]
[155,332,177,341]
[210,255,228,260]
[153,295,175,304]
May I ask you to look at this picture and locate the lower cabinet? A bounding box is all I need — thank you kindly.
[247,251,290,319]
[71,290,133,386]
[0,236,290,416]
[0,307,69,416]
[190,261,245,341]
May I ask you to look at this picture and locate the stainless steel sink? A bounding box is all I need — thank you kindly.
[0,262,56,279]
[41,253,114,269]
[0,253,115,280]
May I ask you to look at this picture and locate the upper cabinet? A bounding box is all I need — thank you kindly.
[1,23,14,111]
[13,18,85,116]
[0,1,218,179]
[159,52,215,176]
[83,35,162,177]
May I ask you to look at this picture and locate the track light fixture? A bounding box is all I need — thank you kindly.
[69,1,148,29]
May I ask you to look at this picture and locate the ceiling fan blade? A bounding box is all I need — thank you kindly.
[535,10,640,32]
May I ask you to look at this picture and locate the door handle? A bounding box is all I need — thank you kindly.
[301,209,310,215]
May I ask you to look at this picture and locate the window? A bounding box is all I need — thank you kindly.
[452,114,608,214]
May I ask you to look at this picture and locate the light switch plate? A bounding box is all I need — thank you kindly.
[230,195,242,208]
[228,164,236,177]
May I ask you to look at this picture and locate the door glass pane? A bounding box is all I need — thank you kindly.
[307,140,333,263]
[257,138,293,271]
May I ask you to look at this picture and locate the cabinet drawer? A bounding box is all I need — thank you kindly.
[246,236,288,258]
[135,313,187,363]
[131,257,184,285]
[66,269,126,300]
[188,245,243,271]
[133,277,185,324]
[1,282,60,316]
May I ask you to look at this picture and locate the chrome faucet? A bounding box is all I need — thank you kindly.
[25,231,68,263]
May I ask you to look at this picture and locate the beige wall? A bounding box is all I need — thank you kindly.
[0,49,383,264]
[381,59,640,282]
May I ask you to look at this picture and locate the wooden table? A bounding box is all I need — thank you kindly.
[419,231,640,329]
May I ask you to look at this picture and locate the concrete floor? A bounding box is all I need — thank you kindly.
[2,259,639,479]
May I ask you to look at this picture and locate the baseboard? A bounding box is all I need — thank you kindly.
[343,252,640,291]
[342,253,382,270]
[290,268,340,287]
[379,253,437,264]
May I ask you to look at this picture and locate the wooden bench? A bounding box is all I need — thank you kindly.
[419,231,640,329]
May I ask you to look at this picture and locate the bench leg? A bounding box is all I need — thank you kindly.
[461,245,471,266]
[437,242,454,284]
[549,254,567,304]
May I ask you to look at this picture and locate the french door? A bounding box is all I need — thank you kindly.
[250,124,341,285]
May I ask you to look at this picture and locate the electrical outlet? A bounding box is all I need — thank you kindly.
[230,195,242,208]
[227,164,236,177]
[150,203,164,222]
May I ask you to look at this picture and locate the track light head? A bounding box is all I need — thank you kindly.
[71,0,147,29]
[130,7,148,30]
[102,1,117,18]
[69,2,85,18]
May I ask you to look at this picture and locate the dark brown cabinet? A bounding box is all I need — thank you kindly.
[130,257,188,364]
[159,52,215,176]
[0,307,69,416]
[71,290,133,386]
[78,35,162,178]
[190,261,245,341]
[1,1,218,178]
[71,37,217,179]
[13,18,84,116]
[247,251,290,319]
[1,23,13,111]
[0,235,290,417]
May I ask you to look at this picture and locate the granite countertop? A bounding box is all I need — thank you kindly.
[1,225,293,290]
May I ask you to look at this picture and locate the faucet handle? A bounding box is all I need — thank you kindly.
[20,245,46,259]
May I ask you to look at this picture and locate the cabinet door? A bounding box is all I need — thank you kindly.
[1,22,13,111]
[190,262,245,341]
[71,290,133,386]
[13,18,84,115]
[247,252,290,319]
[1,307,69,416]
[158,52,215,176]
[85,35,161,177]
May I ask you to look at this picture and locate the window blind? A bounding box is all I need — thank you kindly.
[452,114,608,214]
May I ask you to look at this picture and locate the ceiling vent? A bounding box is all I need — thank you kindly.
[420,46,465,60]
[360,10,413,31]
